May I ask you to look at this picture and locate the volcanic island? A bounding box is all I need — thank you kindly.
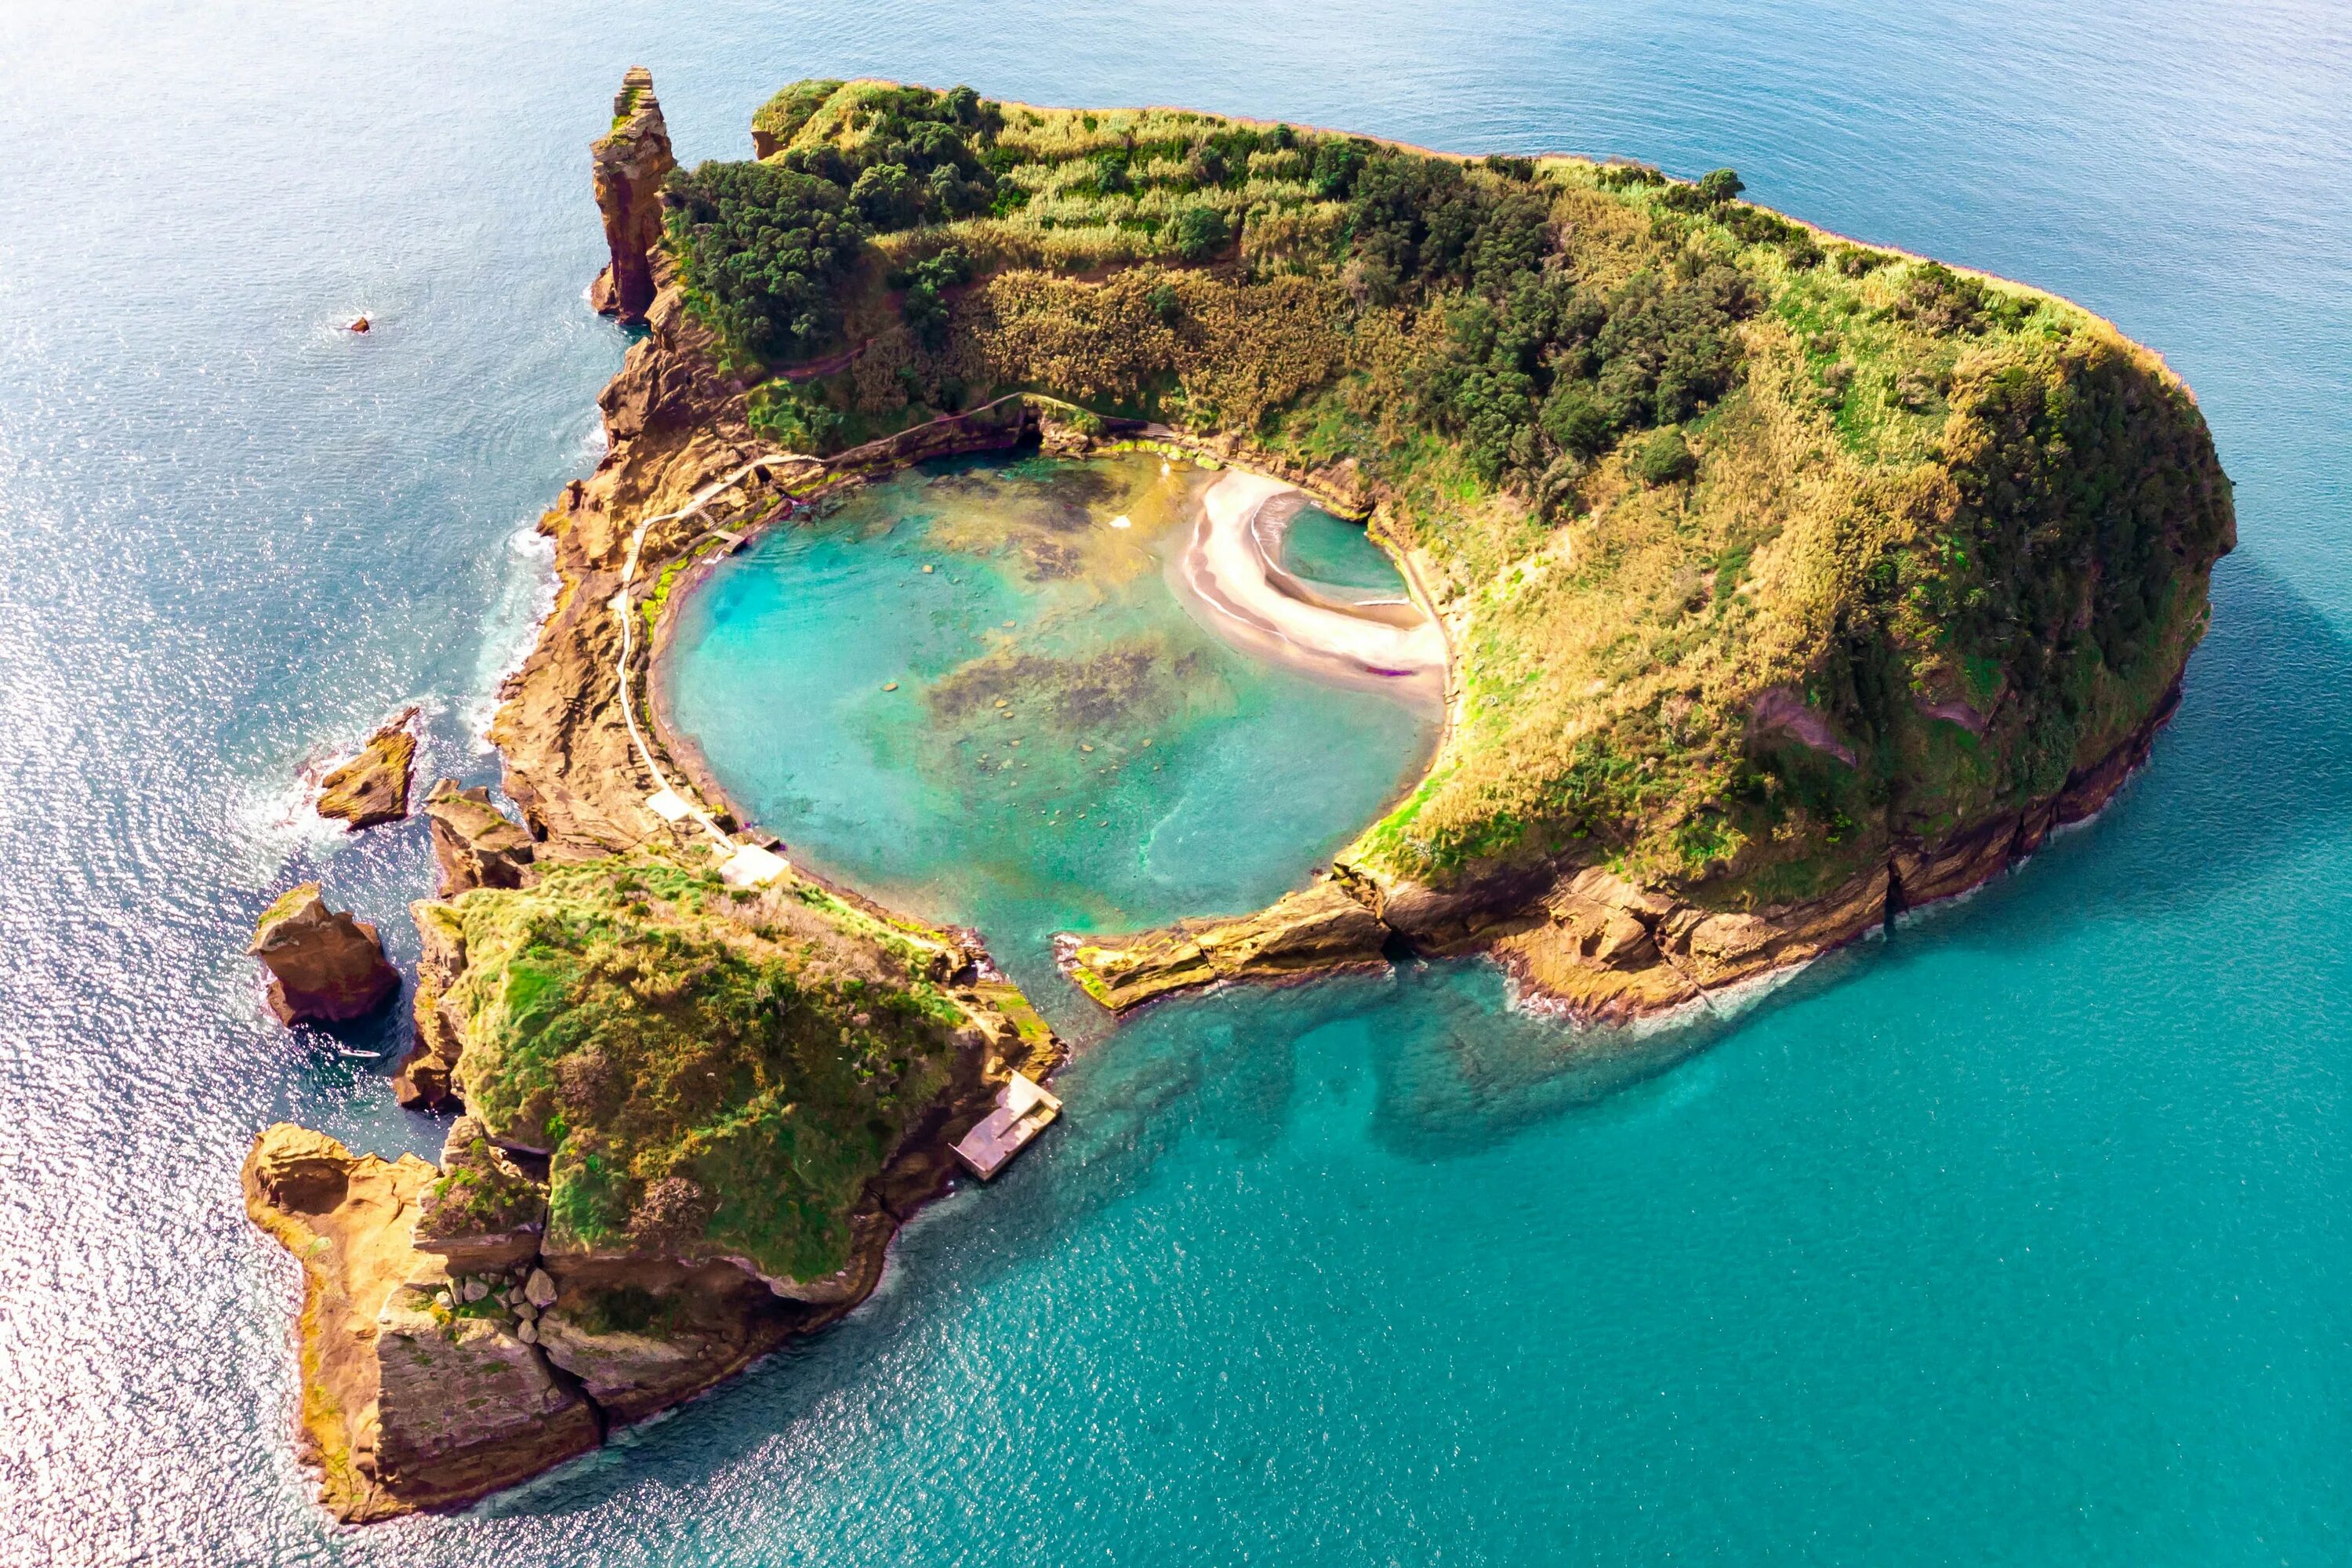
[243,71,2231,1519]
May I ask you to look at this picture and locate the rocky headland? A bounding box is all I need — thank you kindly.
[246,71,1065,1521]
[245,70,2231,1519]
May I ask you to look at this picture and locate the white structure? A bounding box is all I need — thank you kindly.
[953,1072,1062,1180]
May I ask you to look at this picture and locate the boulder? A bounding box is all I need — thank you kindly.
[248,884,400,1025]
[422,779,535,898]
[316,706,419,830]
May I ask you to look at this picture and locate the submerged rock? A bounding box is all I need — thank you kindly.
[247,884,399,1025]
[316,706,419,830]
[241,1125,598,1523]
[422,779,535,898]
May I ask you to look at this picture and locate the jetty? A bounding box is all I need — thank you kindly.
[953,1072,1062,1180]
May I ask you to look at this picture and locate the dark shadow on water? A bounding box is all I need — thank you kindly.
[1947,555,2352,932]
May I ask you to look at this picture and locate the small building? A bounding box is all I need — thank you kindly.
[718,841,790,889]
[953,1072,1062,1181]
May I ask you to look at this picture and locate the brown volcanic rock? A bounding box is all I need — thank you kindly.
[392,898,467,1111]
[248,884,399,1025]
[242,1125,598,1523]
[590,67,675,323]
[412,1117,546,1272]
[422,779,535,898]
[529,1255,802,1424]
[316,707,419,829]
[1061,880,1390,1011]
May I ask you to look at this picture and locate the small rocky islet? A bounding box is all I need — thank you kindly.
[244,68,2230,1518]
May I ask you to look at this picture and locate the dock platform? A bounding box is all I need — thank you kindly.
[953,1072,1062,1180]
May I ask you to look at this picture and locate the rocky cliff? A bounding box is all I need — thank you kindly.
[242,1123,600,1522]
[590,66,676,323]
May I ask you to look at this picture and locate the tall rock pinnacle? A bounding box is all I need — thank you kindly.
[590,66,677,323]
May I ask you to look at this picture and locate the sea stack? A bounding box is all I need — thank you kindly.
[248,884,400,1025]
[316,706,419,830]
[590,66,675,323]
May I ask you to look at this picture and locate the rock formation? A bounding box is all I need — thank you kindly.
[248,884,399,1025]
[1062,880,1391,1011]
[590,67,675,323]
[390,898,466,1110]
[316,706,418,830]
[243,1124,600,1522]
[421,779,535,898]
[248,74,1082,1526]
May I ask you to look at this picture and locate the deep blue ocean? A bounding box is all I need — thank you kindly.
[2,2,2347,1563]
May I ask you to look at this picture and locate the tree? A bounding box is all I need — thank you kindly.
[666,161,866,360]
[1697,168,1745,205]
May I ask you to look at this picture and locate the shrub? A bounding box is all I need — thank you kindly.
[1167,204,1230,262]
[1184,141,1232,189]
[1630,426,1696,485]
[1697,168,1745,205]
[1595,161,1664,191]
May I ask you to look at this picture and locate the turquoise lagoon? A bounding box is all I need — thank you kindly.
[3,0,2348,1563]
[657,452,1434,987]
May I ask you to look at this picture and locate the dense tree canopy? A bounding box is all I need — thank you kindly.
[665,161,865,359]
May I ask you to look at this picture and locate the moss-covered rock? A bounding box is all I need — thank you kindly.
[437,852,982,1291]
[413,1116,546,1269]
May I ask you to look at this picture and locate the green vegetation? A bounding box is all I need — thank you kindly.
[441,853,972,1285]
[414,1134,543,1244]
[659,80,2231,907]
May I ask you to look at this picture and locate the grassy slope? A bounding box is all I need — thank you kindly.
[694,80,2231,911]
[441,854,975,1286]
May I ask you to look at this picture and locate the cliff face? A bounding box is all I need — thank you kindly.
[590,67,676,323]
[242,1124,600,1523]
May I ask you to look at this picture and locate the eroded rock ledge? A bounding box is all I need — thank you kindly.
[1060,676,2185,1021]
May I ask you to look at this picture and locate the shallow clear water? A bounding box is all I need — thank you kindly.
[2,2,2347,1563]
[1276,503,1413,594]
[658,453,1433,989]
